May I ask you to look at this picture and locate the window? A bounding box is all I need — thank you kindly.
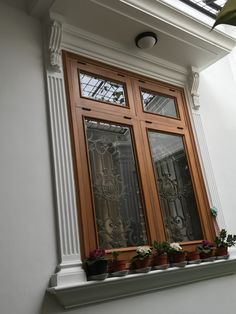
[63,52,215,258]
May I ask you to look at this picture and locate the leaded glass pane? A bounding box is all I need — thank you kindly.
[141,90,178,118]
[79,72,127,106]
[85,119,148,249]
[148,131,203,242]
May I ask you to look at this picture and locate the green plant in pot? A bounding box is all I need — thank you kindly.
[109,251,128,275]
[168,242,186,265]
[84,248,108,280]
[197,240,215,260]
[214,229,236,257]
[152,241,170,268]
[131,246,152,271]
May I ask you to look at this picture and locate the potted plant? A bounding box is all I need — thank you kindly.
[131,246,152,272]
[197,240,215,260]
[84,248,108,280]
[214,229,236,257]
[152,241,170,269]
[168,242,186,265]
[109,251,128,276]
[186,250,200,264]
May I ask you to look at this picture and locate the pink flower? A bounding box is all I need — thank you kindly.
[89,248,106,259]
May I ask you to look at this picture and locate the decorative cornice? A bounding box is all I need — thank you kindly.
[91,0,236,53]
[62,24,188,86]
[49,20,63,72]
[190,66,200,110]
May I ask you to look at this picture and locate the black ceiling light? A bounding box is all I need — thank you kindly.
[135,32,158,49]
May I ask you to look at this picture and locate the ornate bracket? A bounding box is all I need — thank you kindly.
[49,20,62,72]
[190,66,200,110]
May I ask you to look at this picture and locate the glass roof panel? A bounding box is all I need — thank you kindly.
[179,0,226,18]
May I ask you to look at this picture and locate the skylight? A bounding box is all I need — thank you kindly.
[179,0,226,18]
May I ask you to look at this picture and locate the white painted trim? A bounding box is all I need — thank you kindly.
[62,24,187,86]
[184,86,225,230]
[90,0,236,52]
[46,66,87,285]
[189,67,200,110]
[49,20,62,72]
[48,250,236,309]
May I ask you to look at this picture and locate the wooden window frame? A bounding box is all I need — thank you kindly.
[63,51,215,259]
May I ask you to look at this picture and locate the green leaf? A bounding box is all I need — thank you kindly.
[212,0,236,29]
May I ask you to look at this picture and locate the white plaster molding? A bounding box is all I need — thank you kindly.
[48,251,236,309]
[90,0,236,53]
[184,86,225,230]
[62,24,187,86]
[46,68,86,286]
[49,20,63,72]
[190,66,200,110]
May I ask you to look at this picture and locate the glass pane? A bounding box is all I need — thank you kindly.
[141,90,178,118]
[148,131,203,242]
[85,119,148,249]
[79,72,127,106]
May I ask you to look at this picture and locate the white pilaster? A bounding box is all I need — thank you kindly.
[45,19,86,287]
[187,68,225,230]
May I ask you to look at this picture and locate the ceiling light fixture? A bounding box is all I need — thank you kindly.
[135,32,158,49]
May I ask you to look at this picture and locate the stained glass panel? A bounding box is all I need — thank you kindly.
[85,119,148,248]
[148,131,203,242]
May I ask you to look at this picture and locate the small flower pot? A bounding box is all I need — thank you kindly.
[152,254,169,270]
[169,252,186,264]
[109,260,128,273]
[152,254,168,267]
[132,257,151,271]
[186,251,200,261]
[215,246,228,257]
[85,259,108,278]
[199,251,214,260]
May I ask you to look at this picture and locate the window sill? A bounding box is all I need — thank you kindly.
[48,249,236,309]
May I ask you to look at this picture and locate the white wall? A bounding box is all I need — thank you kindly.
[199,50,236,233]
[0,2,57,314]
[1,2,236,314]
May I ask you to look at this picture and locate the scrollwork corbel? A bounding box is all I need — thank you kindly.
[48,20,63,72]
[190,66,200,110]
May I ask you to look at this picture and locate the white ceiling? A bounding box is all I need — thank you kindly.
[50,0,236,71]
[2,0,236,71]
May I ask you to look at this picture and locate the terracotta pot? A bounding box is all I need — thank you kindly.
[86,259,108,276]
[152,254,168,266]
[132,257,150,269]
[215,246,228,257]
[109,260,128,273]
[169,251,186,263]
[186,251,200,261]
[199,251,214,260]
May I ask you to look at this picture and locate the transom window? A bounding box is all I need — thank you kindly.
[63,52,215,258]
